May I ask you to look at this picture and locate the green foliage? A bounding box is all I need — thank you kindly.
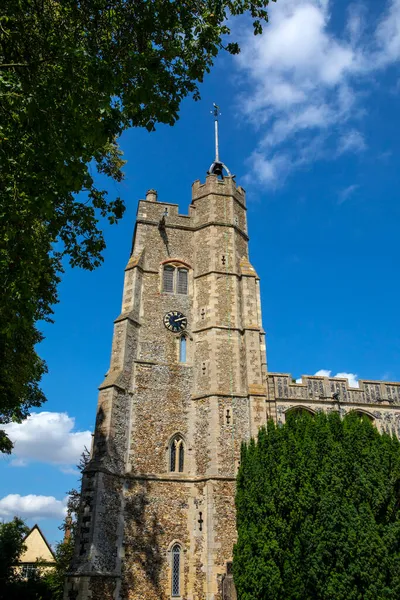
[234,412,400,600]
[44,537,74,600]
[0,517,54,599]
[0,0,275,453]
[0,517,29,589]
[3,573,54,600]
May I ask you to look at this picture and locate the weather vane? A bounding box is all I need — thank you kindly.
[208,103,231,178]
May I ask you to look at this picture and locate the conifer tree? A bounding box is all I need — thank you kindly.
[234,411,400,600]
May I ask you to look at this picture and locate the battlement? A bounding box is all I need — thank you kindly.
[268,373,400,406]
[136,195,194,227]
[192,174,246,206]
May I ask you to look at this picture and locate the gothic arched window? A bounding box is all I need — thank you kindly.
[162,264,188,295]
[171,544,181,597]
[286,406,315,419]
[351,410,374,422]
[170,435,185,473]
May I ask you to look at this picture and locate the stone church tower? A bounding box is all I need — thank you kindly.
[65,124,271,599]
[65,115,400,600]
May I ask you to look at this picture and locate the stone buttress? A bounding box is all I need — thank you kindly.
[64,175,269,600]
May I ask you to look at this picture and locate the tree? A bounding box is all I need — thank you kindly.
[0,517,54,600]
[234,411,400,600]
[0,517,29,591]
[0,0,274,453]
[44,536,74,600]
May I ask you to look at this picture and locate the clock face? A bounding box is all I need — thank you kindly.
[163,311,188,333]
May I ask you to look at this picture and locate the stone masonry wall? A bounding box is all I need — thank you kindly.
[269,373,400,436]
[67,176,269,600]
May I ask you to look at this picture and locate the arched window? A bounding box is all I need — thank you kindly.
[171,544,181,597]
[286,406,315,419]
[351,410,374,422]
[162,264,188,294]
[170,435,185,473]
[179,336,187,363]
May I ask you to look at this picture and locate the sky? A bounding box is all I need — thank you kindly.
[1,0,400,546]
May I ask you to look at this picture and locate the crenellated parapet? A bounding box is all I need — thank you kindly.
[192,174,246,206]
[268,373,400,406]
[268,373,400,439]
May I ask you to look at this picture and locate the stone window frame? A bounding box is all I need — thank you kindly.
[176,332,193,364]
[168,433,186,473]
[285,405,375,424]
[160,259,192,295]
[167,540,186,599]
[349,409,375,422]
[285,406,316,418]
[179,334,187,363]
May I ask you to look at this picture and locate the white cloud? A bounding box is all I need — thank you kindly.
[245,151,291,185]
[235,0,400,184]
[314,369,332,378]
[375,0,400,66]
[296,369,359,387]
[334,372,359,388]
[338,183,360,204]
[0,494,67,520]
[337,130,366,155]
[2,412,91,468]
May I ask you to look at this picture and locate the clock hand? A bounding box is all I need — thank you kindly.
[174,317,187,322]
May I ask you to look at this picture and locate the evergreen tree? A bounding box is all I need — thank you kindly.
[234,411,400,600]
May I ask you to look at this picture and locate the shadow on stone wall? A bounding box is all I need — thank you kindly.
[122,479,164,599]
[92,403,124,471]
[69,404,123,573]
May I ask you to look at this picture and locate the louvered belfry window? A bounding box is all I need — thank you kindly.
[171,544,181,596]
[177,268,188,294]
[162,264,188,294]
[163,265,174,293]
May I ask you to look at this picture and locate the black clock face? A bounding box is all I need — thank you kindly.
[163,311,187,332]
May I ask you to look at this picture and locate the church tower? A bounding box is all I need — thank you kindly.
[65,110,271,600]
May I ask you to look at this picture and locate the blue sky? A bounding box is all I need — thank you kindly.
[1,0,400,546]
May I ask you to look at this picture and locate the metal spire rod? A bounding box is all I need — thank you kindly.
[208,103,231,178]
[213,103,220,162]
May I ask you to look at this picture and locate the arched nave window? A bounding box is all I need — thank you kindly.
[286,406,316,418]
[350,410,374,422]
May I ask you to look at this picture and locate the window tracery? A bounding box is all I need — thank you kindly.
[169,435,185,473]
